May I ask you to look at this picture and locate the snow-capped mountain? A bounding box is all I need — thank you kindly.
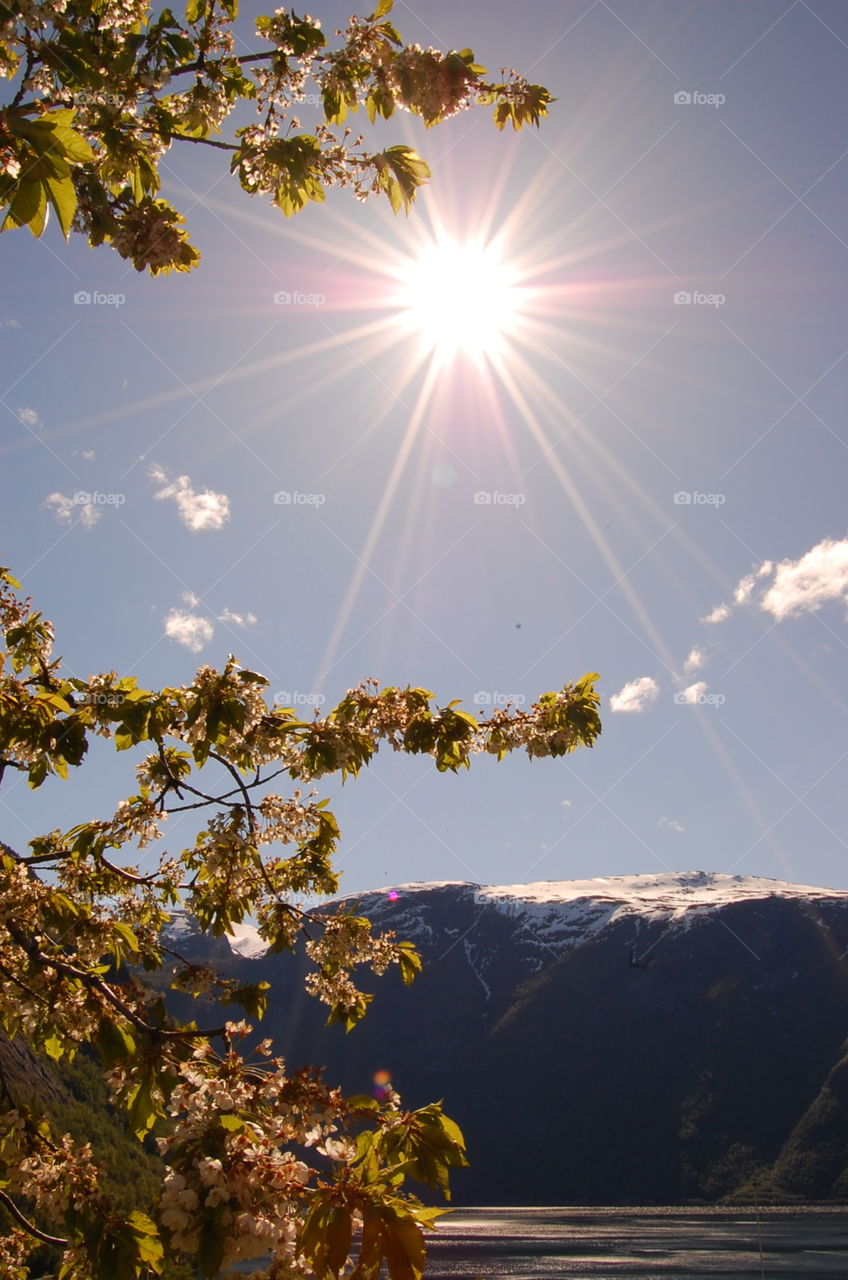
[172,872,848,1205]
[301,871,848,1011]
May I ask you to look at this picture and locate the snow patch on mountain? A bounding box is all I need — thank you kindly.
[339,872,848,978]
[228,923,267,959]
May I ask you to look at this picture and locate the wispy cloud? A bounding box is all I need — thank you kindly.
[218,607,257,628]
[18,407,42,429]
[658,815,685,832]
[702,603,731,624]
[149,464,230,532]
[43,492,100,529]
[163,608,214,652]
[734,560,773,605]
[610,676,659,714]
[683,646,705,675]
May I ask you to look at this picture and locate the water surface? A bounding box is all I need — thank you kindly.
[422,1207,848,1278]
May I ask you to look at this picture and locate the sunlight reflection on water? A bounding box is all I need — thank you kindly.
[421,1207,848,1279]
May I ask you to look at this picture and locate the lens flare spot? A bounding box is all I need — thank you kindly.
[373,1069,392,1101]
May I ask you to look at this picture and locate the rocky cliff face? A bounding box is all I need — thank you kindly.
[174,872,848,1204]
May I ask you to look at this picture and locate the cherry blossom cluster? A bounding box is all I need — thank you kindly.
[157,1033,345,1270]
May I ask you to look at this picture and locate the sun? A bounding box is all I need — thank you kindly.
[395,237,521,363]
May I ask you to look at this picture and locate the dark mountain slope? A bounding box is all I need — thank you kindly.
[170,873,848,1205]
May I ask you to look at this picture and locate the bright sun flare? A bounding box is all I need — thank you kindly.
[397,239,520,362]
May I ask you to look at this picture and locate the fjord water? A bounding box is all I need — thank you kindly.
[422,1207,848,1278]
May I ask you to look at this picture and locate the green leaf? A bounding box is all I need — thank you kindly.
[397,942,422,986]
[43,1031,64,1061]
[97,1017,136,1069]
[3,179,47,234]
[378,146,431,214]
[380,1208,425,1280]
[127,1211,164,1270]
[219,1113,244,1131]
[347,1094,380,1113]
[221,980,270,1019]
[372,0,394,16]
[126,1070,160,1139]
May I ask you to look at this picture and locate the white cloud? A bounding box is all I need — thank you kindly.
[43,492,101,528]
[561,799,573,808]
[18,407,41,429]
[164,609,214,653]
[758,537,848,620]
[182,590,200,608]
[1,318,20,328]
[149,464,230,532]
[658,816,685,832]
[44,493,74,523]
[734,573,756,604]
[218,607,258,628]
[82,449,94,460]
[679,681,708,704]
[609,676,659,714]
[683,646,705,675]
[702,603,731,624]
[78,503,101,529]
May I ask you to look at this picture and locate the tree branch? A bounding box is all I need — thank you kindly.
[164,131,239,152]
[169,49,277,77]
[0,1189,68,1247]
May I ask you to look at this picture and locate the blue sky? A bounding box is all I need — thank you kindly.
[3,0,848,897]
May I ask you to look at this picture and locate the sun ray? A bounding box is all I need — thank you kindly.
[314,355,444,684]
